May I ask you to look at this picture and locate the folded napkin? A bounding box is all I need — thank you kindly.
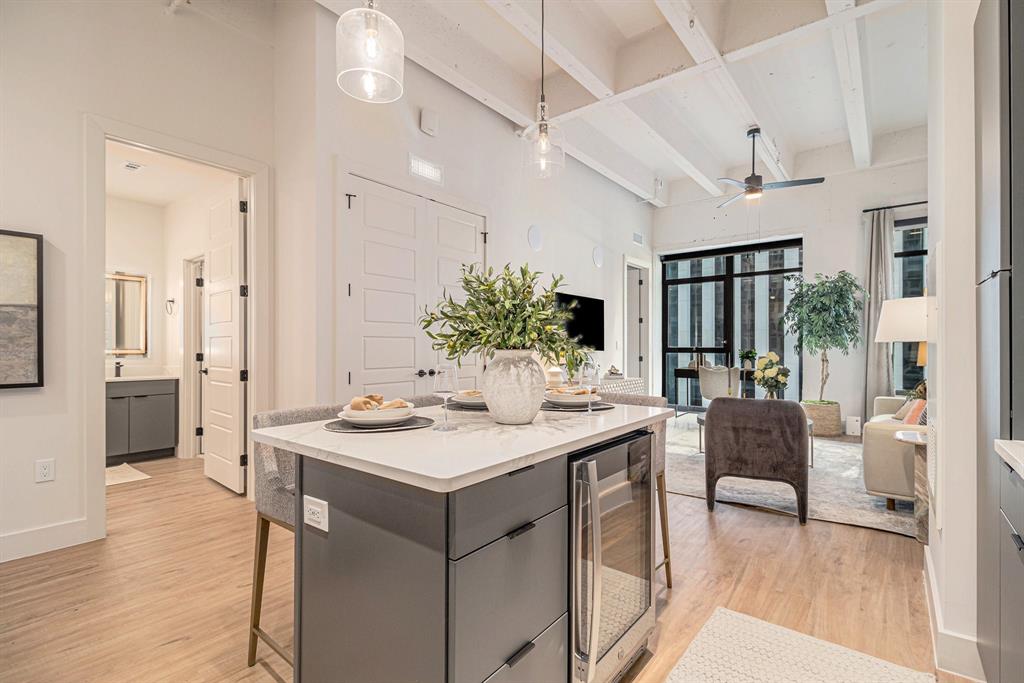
[348,394,410,411]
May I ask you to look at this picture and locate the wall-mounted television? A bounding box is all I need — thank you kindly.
[556,292,605,351]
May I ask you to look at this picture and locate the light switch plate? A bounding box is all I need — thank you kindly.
[303,495,329,532]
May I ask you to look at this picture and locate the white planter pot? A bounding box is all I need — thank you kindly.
[482,350,546,425]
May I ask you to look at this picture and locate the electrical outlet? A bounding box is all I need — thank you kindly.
[35,459,55,483]
[303,495,329,532]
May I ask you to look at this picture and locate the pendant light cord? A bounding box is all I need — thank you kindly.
[540,0,546,107]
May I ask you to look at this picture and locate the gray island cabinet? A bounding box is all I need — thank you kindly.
[250,403,672,683]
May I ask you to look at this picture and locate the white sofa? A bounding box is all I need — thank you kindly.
[862,396,925,507]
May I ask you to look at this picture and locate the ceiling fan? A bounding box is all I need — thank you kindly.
[717,127,824,208]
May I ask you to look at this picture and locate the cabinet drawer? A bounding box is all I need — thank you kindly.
[448,506,568,683]
[129,394,178,453]
[999,512,1024,679]
[482,613,567,683]
[1001,461,1024,533]
[106,379,177,398]
[448,455,566,559]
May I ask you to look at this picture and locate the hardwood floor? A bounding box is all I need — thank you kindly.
[0,456,964,682]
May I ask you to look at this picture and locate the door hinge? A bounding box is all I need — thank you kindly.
[195,427,204,437]
[239,284,249,297]
[239,200,248,213]
[240,454,248,467]
[348,371,352,385]
[240,369,249,382]
[639,355,644,362]
[639,317,644,324]
[348,283,352,297]
[195,277,204,287]
[481,231,488,244]
[195,352,204,362]
[345,193,357,209]
[639,279,644,285]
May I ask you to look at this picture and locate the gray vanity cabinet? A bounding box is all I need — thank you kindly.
[1001,462,1024,682]
[105,380,178,461]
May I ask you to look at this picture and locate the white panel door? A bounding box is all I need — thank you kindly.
[202,182,246,493]
[337,174,486,402]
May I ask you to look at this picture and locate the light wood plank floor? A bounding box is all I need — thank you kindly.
[0,457,964,682]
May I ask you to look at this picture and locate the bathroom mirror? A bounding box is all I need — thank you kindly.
[105,272,148,356]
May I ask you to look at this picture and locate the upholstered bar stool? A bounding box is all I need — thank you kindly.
[249,403,347,668]
[601,391,674,588]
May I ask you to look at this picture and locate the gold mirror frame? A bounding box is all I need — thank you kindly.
[105,272,148,356]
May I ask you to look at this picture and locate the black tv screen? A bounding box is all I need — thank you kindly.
[556,292,605,350]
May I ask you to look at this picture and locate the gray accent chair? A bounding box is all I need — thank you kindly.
[250,403,349,667]
[704,397,809,524]
[601,391,673,588]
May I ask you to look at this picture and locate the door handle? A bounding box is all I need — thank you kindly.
[200,368,209,375]
[1013,532,1024,553]
[415,369,438,378]
[505,521,536,540]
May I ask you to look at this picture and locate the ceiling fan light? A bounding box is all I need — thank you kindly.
[745,188,763,200]
[336,3,404,104]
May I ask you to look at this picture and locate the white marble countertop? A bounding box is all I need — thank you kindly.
[995,439,1024,478]
[106,375,179,382]
[251,404,673,492]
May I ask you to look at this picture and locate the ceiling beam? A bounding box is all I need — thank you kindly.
[826,0,872,169]
[654,0,791,181]
[485,0,722,196]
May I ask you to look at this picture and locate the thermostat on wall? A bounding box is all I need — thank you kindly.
[420,108,439,137]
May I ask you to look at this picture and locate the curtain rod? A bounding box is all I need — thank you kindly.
[862,200,927,214]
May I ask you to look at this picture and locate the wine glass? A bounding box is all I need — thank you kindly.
[580,361,600,415]
[433,364,459,432]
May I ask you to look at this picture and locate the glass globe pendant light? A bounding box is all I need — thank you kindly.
[336,0,404,104]
[526,0,565,178]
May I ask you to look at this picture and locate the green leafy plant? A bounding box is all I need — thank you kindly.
[739,348,758,364]
[419,263,590,377]
[752,352,790,397]
[783,270,867,402]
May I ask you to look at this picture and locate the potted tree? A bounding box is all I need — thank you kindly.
[783,271,867,436]
[419,264,587,425]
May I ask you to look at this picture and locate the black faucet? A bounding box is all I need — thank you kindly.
[114,360,124,378]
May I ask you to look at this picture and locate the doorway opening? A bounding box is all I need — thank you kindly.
[104,139,250,495]
[625,262,650,389]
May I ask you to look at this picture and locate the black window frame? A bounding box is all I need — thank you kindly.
[661,238,803,407]
[893,215,928,393]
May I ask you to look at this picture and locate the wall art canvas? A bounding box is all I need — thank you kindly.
[0,230,44,388]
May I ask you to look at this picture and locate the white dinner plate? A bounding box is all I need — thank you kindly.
[544,392,602,407]
[452,393,486,406]
[339,402,415,426]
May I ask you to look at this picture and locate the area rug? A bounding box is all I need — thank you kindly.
[665,419,916,537]
[105,463,151,486]
[667,608,935,682]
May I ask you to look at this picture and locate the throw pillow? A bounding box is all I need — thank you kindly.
[903,399,926,425]
[917,403,928,426]
[893,397,914,420]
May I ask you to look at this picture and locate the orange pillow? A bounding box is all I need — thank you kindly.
[903,399,926,425]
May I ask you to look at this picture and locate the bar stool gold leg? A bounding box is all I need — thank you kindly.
[656,472,673,589]
[248,514,271,667]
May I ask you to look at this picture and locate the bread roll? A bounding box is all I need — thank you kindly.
[378,399,409,410]
[365,394,384,406]
[349,396,376,411]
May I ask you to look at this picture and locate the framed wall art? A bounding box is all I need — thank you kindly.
[0,229,44,388]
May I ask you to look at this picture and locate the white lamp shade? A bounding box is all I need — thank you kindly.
[336,6,404,104]
[874,297,928,343]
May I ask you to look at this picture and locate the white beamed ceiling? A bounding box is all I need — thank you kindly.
[316,0,928,203]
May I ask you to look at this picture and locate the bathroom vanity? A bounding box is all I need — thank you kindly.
[105,377,179,463]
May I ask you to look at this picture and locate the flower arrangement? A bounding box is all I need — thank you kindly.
[419,263,589,377]
[752,351,790,398]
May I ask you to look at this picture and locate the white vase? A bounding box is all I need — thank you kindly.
[482,350,546,425]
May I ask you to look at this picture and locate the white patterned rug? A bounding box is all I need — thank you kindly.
[668,608,935,682]
[105,463,151,486]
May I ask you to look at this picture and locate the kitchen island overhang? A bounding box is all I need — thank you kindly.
[251,404,672,683]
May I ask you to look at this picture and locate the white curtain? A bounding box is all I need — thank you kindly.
[864,209,894,418]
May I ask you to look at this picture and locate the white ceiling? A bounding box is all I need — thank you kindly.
[317,0,930,204]
[106,140,237,206]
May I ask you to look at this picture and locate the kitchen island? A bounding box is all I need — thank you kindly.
[250,403,672,683]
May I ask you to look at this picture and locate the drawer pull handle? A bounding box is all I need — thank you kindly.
[1013,533,1024,553]
[506,521,536,540]
[507,464,535,477]
[506,640,535,668]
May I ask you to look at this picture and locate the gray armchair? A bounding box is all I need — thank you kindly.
[704,397,809,524]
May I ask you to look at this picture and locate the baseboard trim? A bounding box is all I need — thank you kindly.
[923,549,986,681]
[0,517,104,563]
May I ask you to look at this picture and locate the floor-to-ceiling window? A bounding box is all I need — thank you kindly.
[893,216,927,393]
[662,239,803,408]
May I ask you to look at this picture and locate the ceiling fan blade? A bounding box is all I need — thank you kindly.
[717,177,749,189]
[716,192,746,209]
[763,177,825,190]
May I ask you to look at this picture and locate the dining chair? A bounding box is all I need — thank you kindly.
[601,391,674,589]
[249,403,347,669]
[695,365,741,451]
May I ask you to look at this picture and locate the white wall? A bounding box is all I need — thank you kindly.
[652,159,928,419]
[924,0,983,678]
[0,0,274,561]
[105,196,167,375]
[272,3,656,405]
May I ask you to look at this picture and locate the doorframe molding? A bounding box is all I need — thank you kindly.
[622,254,654,394]
[180,257,205,460]
[85,115,273,516]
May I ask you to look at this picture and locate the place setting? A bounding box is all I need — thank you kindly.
[542,361,614,413]
[324,395,434,433]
